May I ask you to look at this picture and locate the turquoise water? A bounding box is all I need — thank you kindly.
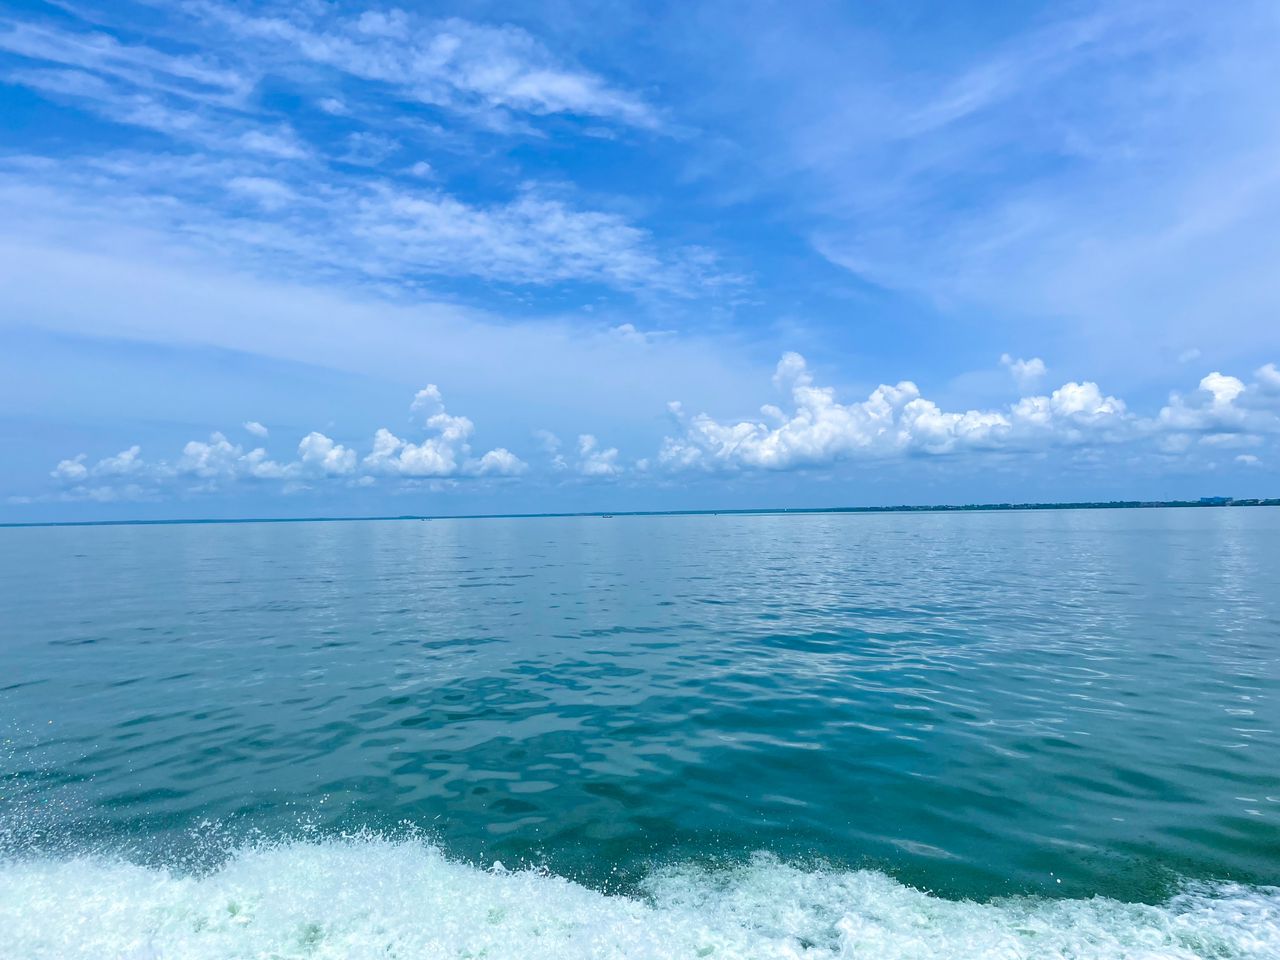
[2,509,1278,957]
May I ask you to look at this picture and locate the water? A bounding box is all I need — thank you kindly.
[2,508,1278,957]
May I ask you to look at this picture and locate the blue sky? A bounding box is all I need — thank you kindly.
[2,0,1279,520]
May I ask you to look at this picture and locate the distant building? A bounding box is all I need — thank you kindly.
[1199,496,1232,505]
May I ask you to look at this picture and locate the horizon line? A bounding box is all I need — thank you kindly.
[2,497,1277,530]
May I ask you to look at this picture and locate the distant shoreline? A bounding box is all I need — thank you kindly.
[2,498,1277,529]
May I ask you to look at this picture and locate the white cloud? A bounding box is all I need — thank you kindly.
[0,6,734,301]
[747,4,1280,365]
[1257,362,1280,392]
[297,431,356,476]
[350,187,705,291]
[43,382,526,500]
[8,66,208,138]
[94,445,144,476]
[1000,354,1047,391]
[0,22,316,167]
[227,177,296,211]
[657,352,1157,472]
[364,427,459,477]
[1200,433,1261,449]
[1178,347,1203,364]
[364,385,526,478]
[51,446,144,481]
[576,434,622,477]
[1158,372,1254,432]
[237,129,309,160]
[534,430,569,471]
[200,7,658,129]
[176,432,237,479]
[50,454,88,482]
[470,447,527,476]
[0,20,248,104]
[611,322,648,344]
[659,353,1280,473]
[0,154,721,296]
[35,351,1280,500]
[177,432,289,482]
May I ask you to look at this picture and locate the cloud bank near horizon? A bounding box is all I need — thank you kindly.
[23,356,1278,505]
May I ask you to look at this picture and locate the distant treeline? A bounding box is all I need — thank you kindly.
[800,497,1280,514]
[4,498,1278,529]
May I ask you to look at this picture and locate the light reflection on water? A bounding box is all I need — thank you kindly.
[2,508,1278,902]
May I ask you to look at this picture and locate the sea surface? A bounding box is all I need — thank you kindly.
[2,508,1278,958]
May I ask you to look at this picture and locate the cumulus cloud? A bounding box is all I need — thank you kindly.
[37,353,1280,503]
[576,434,622,477]
[471,447,527,476]
[1000,354,1047,391]
[177,433,289,482]
[657,352,1280,473]
[94,445,145,476]
[364,384,523,477]
[1151,367,1280,455]
[533,429,569,471]
[1156,371,1274,433]
[527,429,623,476]
[43,386,523,501]
[660,353,1128,471]
[50,454,89,482]
[297,432,356,476]
[51,445,144,482]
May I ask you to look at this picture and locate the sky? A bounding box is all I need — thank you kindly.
[2,0,1279,521]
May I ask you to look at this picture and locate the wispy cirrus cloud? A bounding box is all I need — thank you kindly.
[705,1,1280,367]
[0,154,723,294]
[2,3,656,130]
[187,3,659,130]
[0,3,723,298]
[0,18,250,103]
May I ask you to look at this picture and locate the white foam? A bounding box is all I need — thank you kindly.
[0,838,1276,959]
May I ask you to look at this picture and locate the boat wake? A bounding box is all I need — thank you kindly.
[1,835,1277,958]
